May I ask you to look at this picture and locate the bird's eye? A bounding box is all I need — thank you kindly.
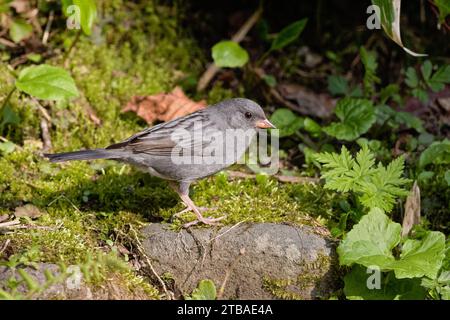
[244,112,252,119]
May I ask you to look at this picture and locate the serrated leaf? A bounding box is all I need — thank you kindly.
[344,265,427,300]
[421,60,432,81]
[405,67,419,88]
[327,75,348,96]
[391,232,446,279]
[269,108,303,137]
[419,140,450,168]
[15,64,79,100]
[73,0,97,36]
[212,41,249,68]
[270,18,308,51]
[429,65,450,92]
[337,208,401,268]
[324,98,376,141]
[394,112,425,133]
[9,19,32,43]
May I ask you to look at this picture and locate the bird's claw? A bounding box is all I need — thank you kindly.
[182,215,226,228]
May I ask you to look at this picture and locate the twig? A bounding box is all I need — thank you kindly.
[208,219,248,244]
[42,10,54,45]
[226,170,319,184]
[130,226,173,300]
[40,117,52,153]
[197,7,263,92]
[0,220,21,229]
[217,248,246,299]
[31,98,52,122]
[0,239,10,255]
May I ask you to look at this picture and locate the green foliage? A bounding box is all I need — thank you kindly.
[270,18,308,51]
[327,75,348,96]
[419,140,450,168]
[324,98,376,141]
[212,41,249,68]
[360,47,380,97]
[344,265,427,300]
[269,108,303,137]
[15,64,79,100]
[315,145,410,212]
[72,0,98,35]
[339,209,447,299]
[434,0,450,24]
[405,61,450,103]
[185,279,217,300]
[9,19,32,43]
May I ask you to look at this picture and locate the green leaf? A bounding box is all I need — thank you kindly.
[445,170,450,186]
[429,65,450,92]
[421,60,432,81]
[419,140,450,168]
[394,112,425,133]
[1,104,21,128]
[186,280,217,300]
[73,0,97,35]
[391,232,446,279]
[212,41,249,68]
[270,18,308,51]
[262,74,277,87]
[15,64,79,100]
[405,67,419,88]
[412,88,428,103]
[27,53,42,63]
[327,75,348,96]
[269,108,303,137]
[303,117,321,134]
[9,19,33,43]
[434,0,450,24]
[344,265,427,300]
[337,208,401,268]
[359,156,410,212]
[360,47,380,96]
[0,141,16,155]
[324,98,376,141]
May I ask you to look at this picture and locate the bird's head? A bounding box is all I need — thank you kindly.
[220,98,276,131]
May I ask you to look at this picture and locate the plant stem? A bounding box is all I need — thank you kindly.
[63,29,82,65]
[0,87,16,114]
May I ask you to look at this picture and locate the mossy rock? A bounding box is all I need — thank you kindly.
[141,222,341,300]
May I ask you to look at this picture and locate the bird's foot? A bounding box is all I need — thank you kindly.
[182,215,226,228]
[172,206,217,220]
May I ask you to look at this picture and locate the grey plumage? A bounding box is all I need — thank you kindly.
[44,98,275,227]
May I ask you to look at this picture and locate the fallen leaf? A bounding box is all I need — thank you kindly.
[10,0,30,13]
[401,181,421,237]
[0,214,9,223]
[277,83,335,119]
[122,86,207,125]
[14,204,45,219]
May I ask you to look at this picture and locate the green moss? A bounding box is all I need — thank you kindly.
[262,252,334,300]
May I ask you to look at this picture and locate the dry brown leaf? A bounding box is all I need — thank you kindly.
[14,204,45,219]
[122,86,207,125]
[401,181,421,237]
[10,0,30,13]
[277,83,336,119]
[0,214,9,223]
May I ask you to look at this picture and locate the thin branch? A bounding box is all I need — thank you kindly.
[197,6,263,92]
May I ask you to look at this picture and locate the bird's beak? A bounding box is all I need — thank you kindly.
[256,119,276,129]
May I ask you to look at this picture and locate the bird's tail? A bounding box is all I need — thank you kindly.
[44,149,117,163]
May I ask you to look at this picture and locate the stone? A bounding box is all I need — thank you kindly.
[141,222,340,299]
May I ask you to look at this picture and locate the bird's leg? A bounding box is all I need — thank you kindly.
[169,181,225,227]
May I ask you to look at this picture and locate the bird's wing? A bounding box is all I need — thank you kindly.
[106,111,215,156]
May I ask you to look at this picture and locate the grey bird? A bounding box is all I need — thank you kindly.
[45,98,275,227]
